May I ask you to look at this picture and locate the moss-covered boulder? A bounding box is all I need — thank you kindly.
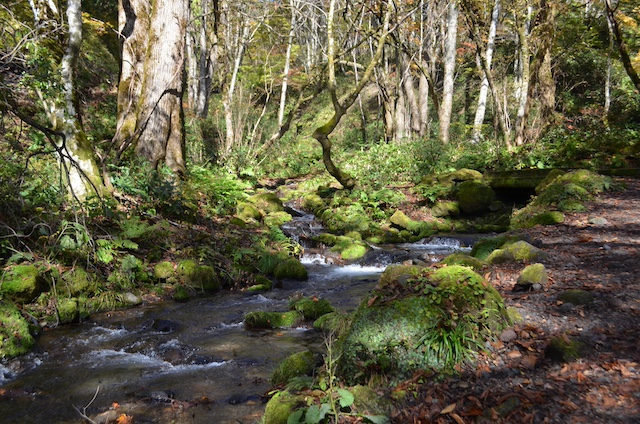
[431,201,460,218]
[350,385,392,417]
[330,235,368,261]
[62,268,96,296]
[274,258,308,280]
[236,202,262,221]
[302,194,327,216]
[57,298,79,324]
[546,335,584,362]
[1,264,46,304]
[557,289,594,305]
[486,241,546,264]
[173,285,190,302]
[177,259,197,280]
[153,261,174,280]
[290,297,335,320]
[0,301,35,358]
[262,390,304,424]
[313,311,350,334]
[264,211,293,227]
[247,275,273,292]
[271,350,317,386]
[517,263,548,286]
[455,181,496,215]
[470,234,529,260]
[244,311,304,329]
[337,266,511,383]
[389,210,420,232]
[247,192,284,214]
[441,253,487,271]
[378,265,422,288]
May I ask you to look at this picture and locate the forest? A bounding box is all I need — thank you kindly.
[0,0,639,423]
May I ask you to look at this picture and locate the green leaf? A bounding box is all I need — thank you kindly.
[305,403,331,424]
[287,409,304,424]
[364,415,390,424]
[337,388,354,408]
[59,234,77,250]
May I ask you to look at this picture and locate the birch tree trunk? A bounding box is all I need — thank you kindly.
[438,1,458,144]
[514,2,532,147]
[471,0,500,143]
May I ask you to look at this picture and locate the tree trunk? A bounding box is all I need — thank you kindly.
[472,0,500,143]
[605,0,640,93]
[55,0,106,200]
[514,2,532,147]
[438,1,458,144]
[113,0,187,175]
[278,0,297,127]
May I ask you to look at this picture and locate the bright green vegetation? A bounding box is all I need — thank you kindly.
[337,265,512,384]
[271,351,317,386]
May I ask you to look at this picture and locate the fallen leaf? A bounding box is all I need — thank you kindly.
[367,295,378,307]
[451,412,465,424]
[440,402,456,414]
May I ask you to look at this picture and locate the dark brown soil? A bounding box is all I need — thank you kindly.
[389,177,640,423]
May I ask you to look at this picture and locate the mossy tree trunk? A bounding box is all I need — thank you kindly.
[113,0,188,176]
[313,0,392,190]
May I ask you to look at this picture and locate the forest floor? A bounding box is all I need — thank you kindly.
[388,177,640,423]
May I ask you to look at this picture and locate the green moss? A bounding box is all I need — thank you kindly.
[0,301,35,358]
[546,336,584,361]
[271,350,316,386]
[236,202,262,221]
[535,169,566,194]
[190,265,219,292]
[486,241,546,264]
[57,298,79,324]
[455,181,495,215]
[290,297,335,320]
[274,258,308,280]
[247,192,284,213]
[557,289,594,305]
[314,233,338,246]
[431,201,460,218]
[525,211,565,228]
[441,253,487,271]
[262,390,304,424]
[247,275,273,292]
[264,211,293,227]
[350,385,392,416]
[378,265,423,288]
[154,261,174,280]
[62,268,96,296]
[173,285,190,302]
[313,311,350,334]
[302,194,326,216]
[244,311,304,329]
[517,263,548,286]
[177,259,197,280]
[389,210,421,232]
[1,264,46,304]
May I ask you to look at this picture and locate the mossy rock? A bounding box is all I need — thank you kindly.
[546,336,584,362]
[431,201,460,218]
[274,258,308,280]
[271,350,317,386]
[173,285,190,302]
[262,390,304,424]
[314,233,338,246]
[350,385,392,416]
[389,210,421,233]
[264,211,293,227]
[302,194,326,216]
[518,263,548,286]
[154,261,174,280]
[455,181,495,215]
[1,264,46,304]
[313,311,350,334]
[177,259,197,279]
[486,241,546,264]
[557,289,594,305]
[191,265,220,292]
[378,265,423,289]
[236,202,262,221]
[441,253,487,271]
[533,170,612,209]
[247,275,273,292]
[290,297,335,320]
[244,311,304,329]
[470,235,511,260]
[525,211,565,228]
[61,268,96,296]
[320,206,371,234]
[331,235,368,261]
[338,266,510,383]
[0,301,35,358]
[247,192,284,214]
[57,298,79,324]
[535,169,566,194]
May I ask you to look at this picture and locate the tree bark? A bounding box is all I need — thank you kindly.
[605,0,640,93]
[438,1,458,145]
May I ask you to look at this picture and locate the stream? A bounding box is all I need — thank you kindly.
[0,213,471,424]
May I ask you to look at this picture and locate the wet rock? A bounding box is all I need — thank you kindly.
[123,292,142,305]
[151,319,182,333]
[244,311,303,329]
[289,297,334,320]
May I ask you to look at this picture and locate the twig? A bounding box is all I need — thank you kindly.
[73,386,100,424]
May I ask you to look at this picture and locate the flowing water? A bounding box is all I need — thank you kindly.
[0,213,471,423]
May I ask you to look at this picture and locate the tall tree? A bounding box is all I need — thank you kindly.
[605,0,640,92]
[113,0,188,175]
[438,0,459,144]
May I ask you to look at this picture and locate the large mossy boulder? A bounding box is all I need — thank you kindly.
[337,265,511,383]
[517,263,548,286]
[262,390,304,424]
[1,264,46,304]
[455,180,496,215]
[236,202,262,221]
[274,258,308,280]
[0,301,35,358]
[247,192,285,214]
[431,201,460,218]
[486,240,546,264]
[271,350,317,386]
[441,253,487,271]
[330,234,368,261]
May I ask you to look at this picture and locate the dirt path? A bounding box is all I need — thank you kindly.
[392,177,640,423]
